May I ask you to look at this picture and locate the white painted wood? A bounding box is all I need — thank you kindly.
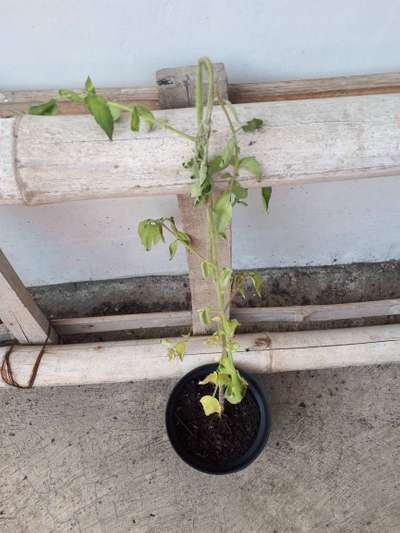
[41,298,400,336]
[2,93,400,205]
[0,249,57,343]
[1,325,399,387]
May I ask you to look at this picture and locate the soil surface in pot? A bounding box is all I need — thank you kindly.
[172,376,260,468]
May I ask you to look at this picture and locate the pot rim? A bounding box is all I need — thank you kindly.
[165,363,271,475]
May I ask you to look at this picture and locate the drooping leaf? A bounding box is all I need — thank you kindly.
[225,319,240,338]
[138,219,164,251]
[213,192,232,237]
[261,186,272,212]
[28,99,58,116]
[208,155,224,176]
[242,118,263,132]
[201,261,210,280]
[231,180,248,205]
[199,372,218,386]
[200,395,222,416]
[161,337,187,361]
[130,106,140,131]
[136,105,155,130]
[248,271,263,297]
[239,156,262,182]
[58,89,85,103]
[176,230,191,246]
[174,339,187,361]
[85,76,96,94]
[198,307,210,326]
[222,137,238,167]
[107,102,122,121]
[224,369,247,404]
[85,94,114,140]
[220,267,232,289]
[169,240,178,260]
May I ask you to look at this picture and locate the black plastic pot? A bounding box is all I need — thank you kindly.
[166,363,271,474]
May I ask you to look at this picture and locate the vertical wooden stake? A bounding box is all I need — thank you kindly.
[157,63,232,334]
[0,249,58,344]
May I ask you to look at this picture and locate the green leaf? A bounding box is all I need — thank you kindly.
[85,94,114,140]
[58,89,84,103]
[198,307,210,327]
[176,231,191,246]
[239,156,262,182]
[107,102,122,122]
[199,372,218,386]
[208,156,224,176]
[136,105,155,130]
[130,107,140,131]
[138,219,164,251]
[231,180,248,205]
[28,99,58,116]
[200,395,222,416]
[249,271,263,297]
[261,187,272,212]
[169,240,178,261]
[85,76,96,94]
[225,318,240,338]
[213,192,232,237]
[201,261,210,280]
[222,137,238,167]
[242,118,263,132]
[220,267,232,289]
[174,339,187,361]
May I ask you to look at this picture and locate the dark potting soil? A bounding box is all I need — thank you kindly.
[172,377,260,468]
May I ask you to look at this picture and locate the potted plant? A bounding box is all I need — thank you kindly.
[29,57,272,474]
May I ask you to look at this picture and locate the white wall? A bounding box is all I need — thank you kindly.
[1,0,400,286]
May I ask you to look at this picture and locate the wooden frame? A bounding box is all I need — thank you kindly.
[1,67,400,386]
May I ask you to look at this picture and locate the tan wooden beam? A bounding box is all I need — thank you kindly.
[1,324,400,387]
[157,63,231,334]
[2,72,400,118]
[0,250,57,344]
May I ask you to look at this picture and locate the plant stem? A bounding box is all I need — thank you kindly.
[109,101,196,142]
[161,222,208,263]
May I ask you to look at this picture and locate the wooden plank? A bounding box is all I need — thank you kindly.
[0,250,58,344]
[0,118,23,204]
[1,324,400,387]
[2,92,400,206]
[2,72,400,118]
[229,72,400,103]
[0,86,160,117]
[39,298,400,336]
[157,63,231,334]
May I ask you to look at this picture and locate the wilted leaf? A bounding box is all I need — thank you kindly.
[136,105,155,130]
[199,372,218,386]
[169,240,178,260]
[58,89,84,103]
[200,395,222,416]
[213,192,232,237]
[138,219,164,251]
[201,261,210,280]
[261,186,272,212]
[130,107,140,131]
[239,156,262,182]
[208,155,224,176]
[220,267,232,289]
[28,99,58,116]
[222,137,238,167]
[242,118,263,132]
[107,102,122,121]
[249,271,263,297]
[85,94,114,140]
[198,307,210,326]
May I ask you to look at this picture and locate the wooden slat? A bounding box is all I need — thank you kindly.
[2,72,400,118]
[2,93,400,206]
[0,250,58,343]
[156,63,231,334]
[1,324,400,387]
[0,86,160,117]
[229,72,400,103]
[1,298,393,337]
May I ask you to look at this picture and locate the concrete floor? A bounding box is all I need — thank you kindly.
[1,365,400,533]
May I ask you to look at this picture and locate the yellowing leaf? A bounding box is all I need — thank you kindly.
[200,395,222,416]
[199,372,218,385]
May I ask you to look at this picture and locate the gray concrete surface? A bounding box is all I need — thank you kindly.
[1,365,400,532]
